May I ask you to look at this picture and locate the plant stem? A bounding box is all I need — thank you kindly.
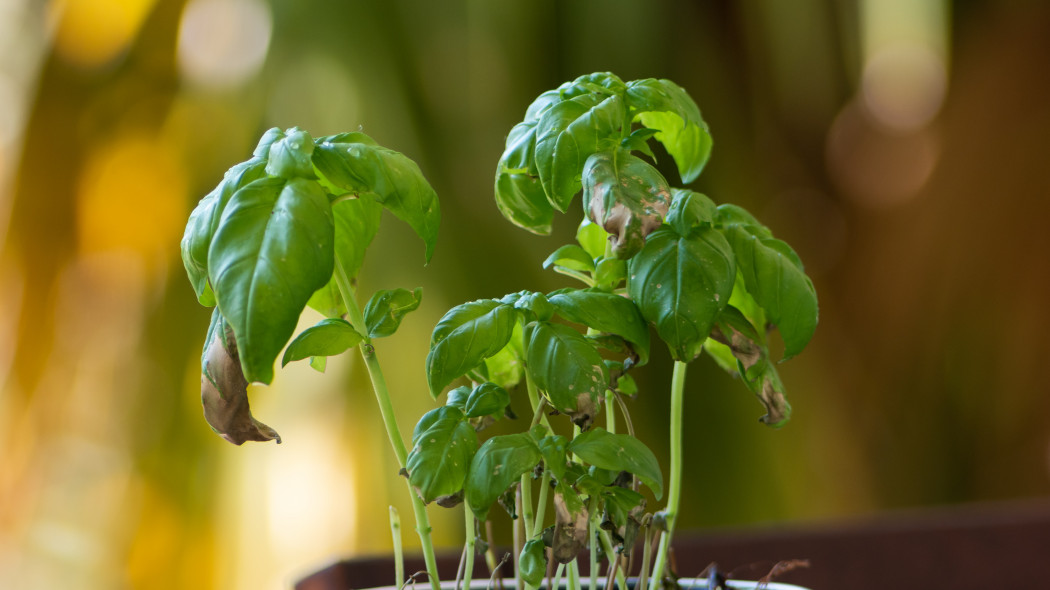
[390,506,405,588]
[514,486,524,590]
[462,506,476,590]
[521,472,536,540]
[597,529,627,590]
[533,468,550,540]
[568,559,581,590]
[332,257,441,590]
[588,495,598,590]
[647,361,687,588]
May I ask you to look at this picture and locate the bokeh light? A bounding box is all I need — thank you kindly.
[176,0,272,90]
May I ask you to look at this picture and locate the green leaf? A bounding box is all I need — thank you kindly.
[715,204,771,237]
[252,127,284,158]
[181,158,267,306]
[519,539,547,587]
[568,428,663,500]
[364,287,423,338]
[543,245,595,273]
[445,385,472,410]
[722,225,818,359]
[593,258,627,290]
[477,321,525,390]
[524,321,607,427]
[709,305,792,426]
[559,72,627,99]
[576,217,609,259]
[582,149,672,259]
[494,121,555,235]
[281,318,364,367]
[627,227,735,363]
[535,93,625,211]
[426,300,519,396]
[463,382,511,418]
[313,139,440,262]
[266,127,315,179]
[306,195,384,318]
[537,434,569,481]
[465,433,542,521]
[548,289,650,366]
[209,177,335,384]
[666,189,717,237]
[626,78,713,183]
[407,406,477,503]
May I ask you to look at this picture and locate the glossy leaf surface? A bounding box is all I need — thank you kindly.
[281,318,364,367]
[364,287,423,338]
[666,189,717,237]
[519,539,547,587]
[266,127,315,179]
[626,78,713,183]
[548,289,650,366]
[463,382,511,419]
[568,428,663,499]
[524,321,607,425]
[426,300,519,396]
[627,227,734,362]
[208,177,335,384]
[582,149,672,259]
[407,407,477,503]
[722,225,818,359]
[313,139,439,262]
[465,433,541,520]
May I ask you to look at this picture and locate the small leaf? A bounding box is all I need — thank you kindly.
[426,300,519,396]
[519,539,548,587]
[445,385,472,410]
[582,150,672,259]
[200,310,281,445]
[524,321,607,428]
[252,127,284,158]
[722,225,818,359]
[715,204,771,236]
[266,127,316,179]
[313,139,440,263]
[543,245,595,273]
[309,356,327,372]
[548,288,650,366]
[407,406,477,503]
[364,287,423,338]
[209,177,335,384]
[627,227,735,363]
[568,428,663,499]
[181,158,267,306]
[281,318,364,367]
[463,382,511,419]
[666,189,717,237]
[537,434,569,481]
[709,305,792,426]
[535,94,626,211]
[576,217,609,259]
[626,78,713,183]
[465,433,542,521]
[593,258,627,290]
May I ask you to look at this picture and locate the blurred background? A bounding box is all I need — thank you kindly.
[2,0,1050,587]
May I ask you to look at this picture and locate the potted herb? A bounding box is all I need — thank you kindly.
[180,72,817,590]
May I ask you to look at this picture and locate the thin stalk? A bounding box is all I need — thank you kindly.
[636,525,655,590]
[647,361,687,587]
[568,560,581,590]
[332,258,441,590]
[514,486,524,590]
[463,507,476,590]
[533,469,551,539]
[588,496,598,590]
[520,473,536,540]
[597,529,627,590]
[550,562,565,590]
[604,390,616,434]
[390,506,405,588]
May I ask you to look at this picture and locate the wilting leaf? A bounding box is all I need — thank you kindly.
[582,150,672,259]
[524,321,607,427]
[627,227,735,362]
[364,287,423,338]
[281,318,364,367]
[407,406,477,503]
[709,306,792,426]
[200,309,281,445]
[465,433,542,521]
[568,428,663,499]
[209,177,335,384]
[552,483,588,564]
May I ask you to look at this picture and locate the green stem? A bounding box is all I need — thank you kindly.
[521,472,536,540]
[568,559,581,590]
[390,506,405,588]
[462,507,476,590]
[648,361,686,587]
[533,469,551,541]
[588,496,598,590]
[332,258,441,590]
[597,529,627,590]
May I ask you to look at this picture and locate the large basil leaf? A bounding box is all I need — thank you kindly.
[307,196,383,318]
[426,300,519,396]
[494,121,554,234]
[582,150,671,259]
[627,227,735,362]
[407,406,477,503]
[535,93,625,211]
[209,177,335,384]
[464,433,542,521]
[281,318,364,367]
[524,321,607,427]
[625,78,713,183]
[312,139,439,262]
[568,428,663,499]
[548,289,650,366]
[364,287,423,338]
[722,225,818,359]
[181,158,267,306]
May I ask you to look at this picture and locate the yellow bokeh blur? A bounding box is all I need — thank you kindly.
[48,0,157,68]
